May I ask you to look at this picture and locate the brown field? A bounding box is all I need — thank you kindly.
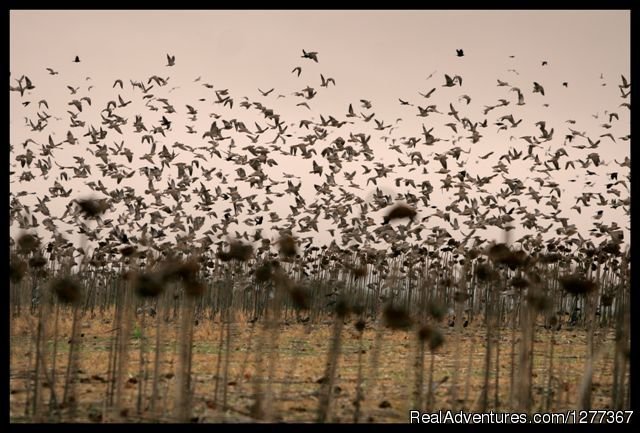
[10,309,623,423]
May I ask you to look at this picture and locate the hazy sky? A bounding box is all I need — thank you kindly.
[9,10,630,252]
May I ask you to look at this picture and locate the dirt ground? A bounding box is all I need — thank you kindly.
[9,310,622,423]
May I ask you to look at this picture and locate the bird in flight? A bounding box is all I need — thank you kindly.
[73,55,80,63]
[456,49,464,57]
[320,74,335,87]
[443,74,462,87]
[166,54,176,66]
[419,88,436,98]
[46,68,59,75]
[301,49,318,62]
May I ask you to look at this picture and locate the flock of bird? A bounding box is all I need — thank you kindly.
[9,49,630,264]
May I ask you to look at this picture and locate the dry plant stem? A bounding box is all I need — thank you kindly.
[235,319,256,392]
[578,347,602,412]
[518,299,533,413]
[609,339,620,410]
[176,294,195,422]
[580,290,597,410]
[49,302,60,414]
[365,320,384,420]
[262,285,284,422]
[353,329,365,423]
[136,308,146,415]
[105,323,116,409]
[250,315,267,419]
[32,305,44,419]
[222,307,233,412]
[106,283,121,408]
[463,336,474,409]
[35,329,56,422]
[480,284,493,412]
[620,258,630,410]
[115,281,133,416]
[413,337,425,411]
[212,308,225,408]
[425,349,436,412]
[278,328,305,409]
[24,333,33,418]
[316,315,344,422]
[494,298,502,410]
[150,291,166,417]
[545,324,557,412]
[611,294,626,409]
[159,348,174,418]
[509,291,518,408]
[62,302,81,419]
[449,297,465,408]
[213,272,231,409]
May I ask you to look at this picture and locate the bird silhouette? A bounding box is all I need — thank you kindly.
[301,49,318,62]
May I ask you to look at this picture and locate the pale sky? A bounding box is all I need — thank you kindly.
[9,10,631,253]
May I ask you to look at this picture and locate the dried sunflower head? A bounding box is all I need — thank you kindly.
[184,278,205,298]
[383,303,413,330]
[10,256,27,284]
[418,324,444,351]
[453,291,470,303]
[559,274,597,296]
[334,295,350,318]
[227,241,253,262]
[174,259,200,281]
[255,261,273,283]
[526,292,551,312]
[510,276,530,289]
[134,272,165,298]
[51,277,82,304]
[467,248,480,260]
[601,293,615,307]
[17,233,40,254]
[382,203,417,225]
[601,242,621,256]
[487,243,510,263]
[28,254,47,269]
[539,253,561,264]
[350,264,368,279]
[426,299,446,321]
[428,328,445,351]
[120,245,137,257]
[278,235,298,258]
[75,198,109,219]
[418,324,433,342]
[475,263,496,282]
[289,285,311,311]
